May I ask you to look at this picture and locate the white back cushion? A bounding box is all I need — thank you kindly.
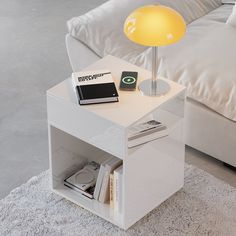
[67,0,222,58]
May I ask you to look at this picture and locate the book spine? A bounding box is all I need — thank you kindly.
[109,173,114,208]
[99,160,122,203]
[118,171,123,214]
[98,170,110,203]
[94,165,105,200]
[113,170,118,212]
[77,86,84,101]
[64,183,93,199]
[114,168,123,214]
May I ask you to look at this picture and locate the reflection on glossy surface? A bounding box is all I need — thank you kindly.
[90,126,124,158]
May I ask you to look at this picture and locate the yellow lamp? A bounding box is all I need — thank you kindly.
[124,5,186,96]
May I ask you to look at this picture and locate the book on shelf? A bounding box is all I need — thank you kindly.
[93,158,112,200]
[72,70,119,105]
[128,119,168,148]
[98,158,122,203]
[109,173,114,208]
[64,182,95,199]
[64,161,100,199]
[113,165,123,214]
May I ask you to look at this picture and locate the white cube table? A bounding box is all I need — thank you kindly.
[47,55,185,230]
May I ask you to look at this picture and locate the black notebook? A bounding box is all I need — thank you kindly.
[72,70,119,105]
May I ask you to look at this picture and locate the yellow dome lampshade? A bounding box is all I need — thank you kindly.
[124,5,186,46]
[124,5,186,96]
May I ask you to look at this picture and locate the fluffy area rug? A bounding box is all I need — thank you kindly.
[0,164,236,236]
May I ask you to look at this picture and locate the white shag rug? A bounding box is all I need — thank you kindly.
[1,164,236,236]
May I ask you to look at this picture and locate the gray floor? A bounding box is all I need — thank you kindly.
[0,0,107,199]
[186,147,236,188]
[0,0,235,199]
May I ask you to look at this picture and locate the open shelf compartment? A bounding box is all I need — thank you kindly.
[48,125,124,228]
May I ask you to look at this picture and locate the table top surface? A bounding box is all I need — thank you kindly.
[47,55,185,128]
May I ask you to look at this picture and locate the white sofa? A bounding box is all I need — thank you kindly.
[66,0,236,167]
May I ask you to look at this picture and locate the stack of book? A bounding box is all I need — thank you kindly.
[64,161,100,199]
[63,156,123,211]
[94,158,122,204]
[72,70,119,105]
[127,119,168,148]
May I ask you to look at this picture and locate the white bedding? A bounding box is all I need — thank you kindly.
[68,2,236,121]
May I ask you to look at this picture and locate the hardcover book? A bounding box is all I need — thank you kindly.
[109,173,114,208]
[72,70,119,105]
[64,161,100,199]
[98,158,122,203]
[93,158,112,200]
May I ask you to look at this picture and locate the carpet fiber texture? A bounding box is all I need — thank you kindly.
[0,164,236,236]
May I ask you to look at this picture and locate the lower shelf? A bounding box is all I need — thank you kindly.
[53,184,123,228]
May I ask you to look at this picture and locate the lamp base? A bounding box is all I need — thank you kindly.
[139,79,170,96]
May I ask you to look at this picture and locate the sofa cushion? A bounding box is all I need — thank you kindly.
[227,3,236,26]
[222,0,236,4]
[68,3,236,121]
[67,0,222,59]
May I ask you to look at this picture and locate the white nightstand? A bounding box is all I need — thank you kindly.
[47,55,185,230]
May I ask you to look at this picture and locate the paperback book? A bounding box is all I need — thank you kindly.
[93,158,112,200]
[94,157,122,203]
[72,70,119,105]
[113,165,123,214]
[98,158,122,203]
[109,173,114,208]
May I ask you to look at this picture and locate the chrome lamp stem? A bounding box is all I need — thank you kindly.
[151,46,158,95]
[138,46,170,96]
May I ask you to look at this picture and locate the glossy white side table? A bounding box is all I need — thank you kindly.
[47,55,185,230]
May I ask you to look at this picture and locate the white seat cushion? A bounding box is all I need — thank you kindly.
[156,5,236,121]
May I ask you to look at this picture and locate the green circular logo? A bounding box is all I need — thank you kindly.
[122,76,136,84]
